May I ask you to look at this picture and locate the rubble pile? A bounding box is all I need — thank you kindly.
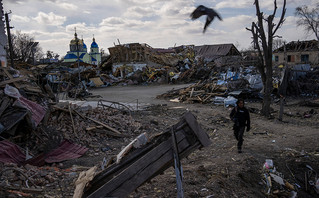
[157,80,226,104]
[157,77,253,104]
[287,68,319,97]
[0,66,147,197]
[0,162,82,197]
[43,103,142,153]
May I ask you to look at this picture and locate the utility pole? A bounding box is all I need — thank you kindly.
[74,27,81,99]
[5,11,14,68]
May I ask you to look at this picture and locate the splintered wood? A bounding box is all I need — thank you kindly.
[157,80,226,104]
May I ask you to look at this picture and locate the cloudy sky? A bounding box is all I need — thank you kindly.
[2,0,318,58]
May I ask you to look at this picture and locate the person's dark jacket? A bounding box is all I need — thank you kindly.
[230,106,250,131]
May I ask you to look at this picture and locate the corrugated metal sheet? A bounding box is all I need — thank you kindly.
[0,140,26,164]
[0,139,88,166]
[44,139,88,163]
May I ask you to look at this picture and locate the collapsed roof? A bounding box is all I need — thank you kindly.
[274,40,319,53]
[194,44,241,62]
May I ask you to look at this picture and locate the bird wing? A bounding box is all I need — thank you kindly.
[203,16,214,33]
[209,9,222,21]
[190,5,208,20]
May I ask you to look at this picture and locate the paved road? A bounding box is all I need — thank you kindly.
[89,83,192,106]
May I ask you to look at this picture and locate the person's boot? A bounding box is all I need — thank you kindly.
[238,147,242,153]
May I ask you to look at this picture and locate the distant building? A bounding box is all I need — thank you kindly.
[63,31,101,65]
[273,40,319,65]
[0,0,7,67]
[194,44,242,67]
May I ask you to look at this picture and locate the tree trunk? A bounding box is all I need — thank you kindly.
[261,54,273,117]
[247,0,286,117]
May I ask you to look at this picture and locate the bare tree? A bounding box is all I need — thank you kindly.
[295,4,319,41]
[7,31,43,63]
[246,0,286,117]
[46,50,59,59]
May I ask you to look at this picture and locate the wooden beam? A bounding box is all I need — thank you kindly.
[1,68,22,88]
[0,76,27,87]
[86,131,189,198]
[183,112,211,147]
[73,109,121,134]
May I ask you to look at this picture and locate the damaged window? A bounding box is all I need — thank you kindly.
[301,54,309,63]
[287,55,295,62]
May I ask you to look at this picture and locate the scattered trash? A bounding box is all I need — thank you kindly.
[261,159,298,196]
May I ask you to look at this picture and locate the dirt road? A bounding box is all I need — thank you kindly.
[90,83,192,105]
[90,84,319,197]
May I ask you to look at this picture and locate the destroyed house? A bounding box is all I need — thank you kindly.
[107,43,186,75]
[194,44,241,62]
[108,43,194,65]
[108,43,152,63]
[273,40,319,65]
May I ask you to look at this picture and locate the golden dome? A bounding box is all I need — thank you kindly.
[70,33,83,45]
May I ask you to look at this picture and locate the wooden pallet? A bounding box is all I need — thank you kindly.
[82,111,211,198]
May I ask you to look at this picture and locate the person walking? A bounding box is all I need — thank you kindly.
[230,98,250,153]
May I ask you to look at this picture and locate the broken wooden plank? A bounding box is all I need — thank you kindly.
[189,87,194,98]
[73,109,122,135]
[85,126,103,131]
[183,112,211,147]
[69,103,76,135]
[0,76,27,87]
[110,137,192,197]
[1,68,23,88]
[86,130,189,198]
[85,115,121,134]
[202,94,213,103]
[82,111,211,198]
[3,186,43,194]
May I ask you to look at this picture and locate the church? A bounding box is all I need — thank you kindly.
[63,31,101,66]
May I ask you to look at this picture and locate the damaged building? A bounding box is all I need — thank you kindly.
[273,40,319,65]
[194,44,242,67]
[106,43,242,76]
[106,43,191,71]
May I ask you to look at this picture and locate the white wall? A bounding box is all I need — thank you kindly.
[0,0,7,67]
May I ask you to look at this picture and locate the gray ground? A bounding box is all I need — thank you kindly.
[73,84,319,197]
[89,83,192,104]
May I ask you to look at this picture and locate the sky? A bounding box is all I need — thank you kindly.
[2,0,318,58]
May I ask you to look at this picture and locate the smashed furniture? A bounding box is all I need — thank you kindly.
[81,112,211,198]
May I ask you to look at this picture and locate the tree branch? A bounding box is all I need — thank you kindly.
[272,0,278,16]
[273,0,286,35]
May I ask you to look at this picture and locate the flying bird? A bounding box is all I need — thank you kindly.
[190,5,222,33]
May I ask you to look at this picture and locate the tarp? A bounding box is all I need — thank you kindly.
[25,139,88,166]
[0,140,26,164]
[292,64,311,80]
